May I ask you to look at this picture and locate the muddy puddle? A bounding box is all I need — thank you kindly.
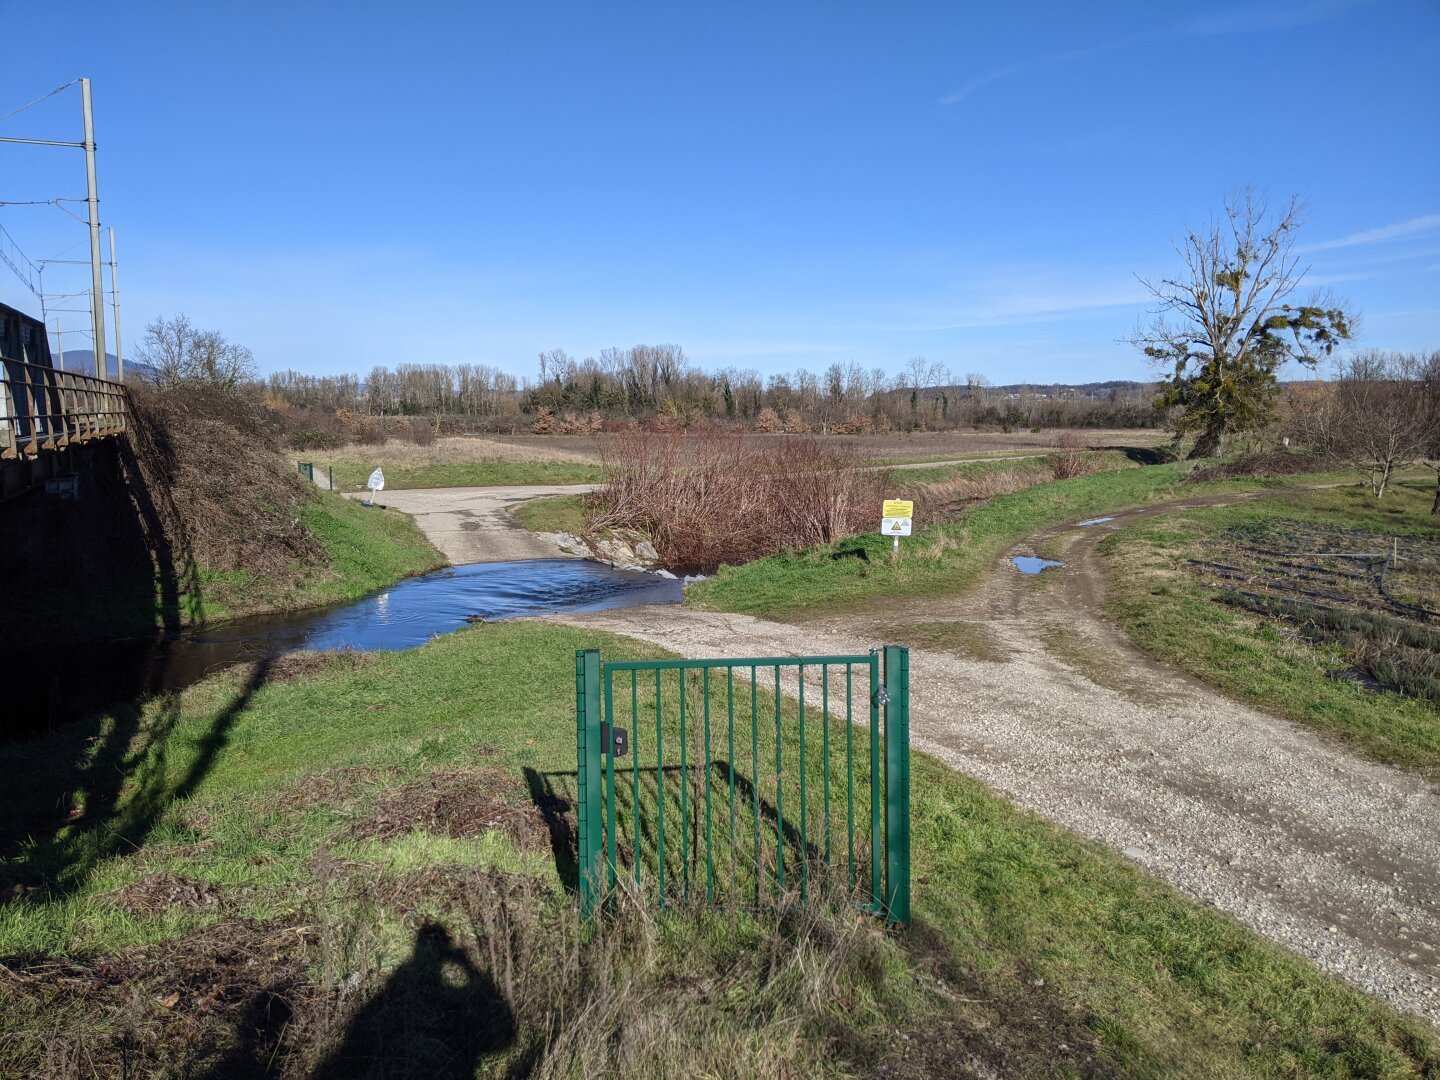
[1011,555,1064,574]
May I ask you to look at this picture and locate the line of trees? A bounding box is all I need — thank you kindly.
[262,345,1160,433]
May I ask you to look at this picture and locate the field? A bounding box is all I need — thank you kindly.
[1,621,1433,1077]
[304,437,605,491]
[306,430,1169,491]
[1102,477,1440,776]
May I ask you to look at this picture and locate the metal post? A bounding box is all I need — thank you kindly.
[80,78,106,381]
[108,227,122,380]
[883,645,911,925]
[574,648,603,917]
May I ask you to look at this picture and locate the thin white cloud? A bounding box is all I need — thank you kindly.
[1182,0,1371,36]
[1301,213,1440,251]
[941,0,1368,106]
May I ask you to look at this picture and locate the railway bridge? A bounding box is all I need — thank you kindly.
[1,302,129,500]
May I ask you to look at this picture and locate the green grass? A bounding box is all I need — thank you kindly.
[319,458,605,490]
[0,622,1433,1076]
[689,462,1358,620]
[187,489,446,624]
[1101,479,1440,776]
[511,492,591,536]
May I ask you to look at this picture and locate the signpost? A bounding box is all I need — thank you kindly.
[365,467,385,507]
[881,499,914,560]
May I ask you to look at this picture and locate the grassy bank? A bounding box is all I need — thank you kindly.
[1101,478,1440,776]
[687,462,1357,620]
[0,622,1433,1076]
[189,490,446,625]
[511,492,590,536]
[320,458,606,491]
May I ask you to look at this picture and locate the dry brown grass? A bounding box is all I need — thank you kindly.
[126,384,324,576]
[0,869,917,1078]
[909,463,1053,518]
[310,435,598,468]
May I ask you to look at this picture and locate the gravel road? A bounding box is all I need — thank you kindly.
[362,485,596,564]
[548,499,1440,1025]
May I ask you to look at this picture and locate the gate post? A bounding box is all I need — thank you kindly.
[575,649,604,917]
[883,646,911,925]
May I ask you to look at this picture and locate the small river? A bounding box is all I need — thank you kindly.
[10,559,680,735]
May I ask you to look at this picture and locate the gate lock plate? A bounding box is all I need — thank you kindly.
[600,722,629,757]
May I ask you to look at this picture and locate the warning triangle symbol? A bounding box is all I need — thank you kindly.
[890,521,902,531]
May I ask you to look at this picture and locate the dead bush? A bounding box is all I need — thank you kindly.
[532,406,557,434]
[1050,432,1100,480]
[1185,450,1342,483]
[404,418,437,446]
[754,407,782,433]
[125,384,324,577]
[588,431,889,574]
[831,413,873,435]
[782,409,810,434]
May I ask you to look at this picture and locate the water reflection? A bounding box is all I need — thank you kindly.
[7,560,680,736]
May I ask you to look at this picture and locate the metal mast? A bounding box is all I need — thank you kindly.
[108,227,122,379]
[81,77,106,380]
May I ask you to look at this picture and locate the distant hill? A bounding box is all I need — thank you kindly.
[53,349,157,382]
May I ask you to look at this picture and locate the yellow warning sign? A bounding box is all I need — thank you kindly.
[882,499,914,519]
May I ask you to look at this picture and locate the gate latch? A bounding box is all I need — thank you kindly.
[599,722,629,757]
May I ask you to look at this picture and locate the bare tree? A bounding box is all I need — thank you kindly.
[1128,190,1354,457]
[1333,351,1437,498]
[137,314,257,391]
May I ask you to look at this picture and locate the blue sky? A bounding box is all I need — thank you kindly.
[1,0,1436,384]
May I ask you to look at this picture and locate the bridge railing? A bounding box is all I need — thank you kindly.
[0,358,129,459]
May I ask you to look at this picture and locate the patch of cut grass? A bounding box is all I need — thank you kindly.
[321,458,604,490]
[0,622,1433,1075]
[1101,479,1440,776]
[511,492,591,536]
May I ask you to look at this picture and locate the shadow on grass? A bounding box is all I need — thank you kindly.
[308,922,516,1080]
[0,658,272,904]
[522,766,578,893]
[524,758,830,905]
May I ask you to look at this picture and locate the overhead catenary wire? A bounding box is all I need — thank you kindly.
[0,80,79,126]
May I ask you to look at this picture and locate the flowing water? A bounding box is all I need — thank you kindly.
[10,560,681,735]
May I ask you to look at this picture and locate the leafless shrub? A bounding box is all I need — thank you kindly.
[404,417,437,446]
[588,431,889,573]
[1050,432,1094,480]
[126,383,323,576]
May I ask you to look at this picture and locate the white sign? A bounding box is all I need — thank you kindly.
[367,468,385,491]
[882,517,912,536]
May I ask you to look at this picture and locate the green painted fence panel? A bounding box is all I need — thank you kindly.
[574,647,911,925]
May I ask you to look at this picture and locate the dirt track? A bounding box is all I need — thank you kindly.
[548,497,1440,1025]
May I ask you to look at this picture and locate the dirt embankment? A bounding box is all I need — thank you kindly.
[549,494,1440,1026]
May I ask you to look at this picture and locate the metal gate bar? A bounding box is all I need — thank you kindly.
[575,648,910,925]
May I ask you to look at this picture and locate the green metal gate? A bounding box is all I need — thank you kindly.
[574,647,910,924]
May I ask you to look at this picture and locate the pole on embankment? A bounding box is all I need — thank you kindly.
[81,78,107,381]
[108,227,122,380]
